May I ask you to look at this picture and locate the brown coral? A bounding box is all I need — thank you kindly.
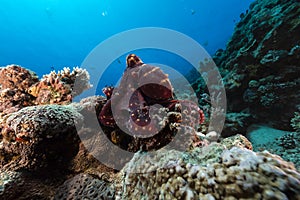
[0,65,38,114]
[28,67,92,105]
[0,105,83,172]
[0,65,38,91]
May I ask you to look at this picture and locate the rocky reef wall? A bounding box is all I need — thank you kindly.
[196,0,300,135]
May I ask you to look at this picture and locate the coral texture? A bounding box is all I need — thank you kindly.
[0,171,23,197]
[291,109,300,133]
[0,170,57,200]
[0,0,300,199]
[28,67,92,105]
[192,0,300,135]
[119,145,300,199]
[0,105,83,172]
[0,65,38,115]
[54,173,115,200]
[0,95,299,200]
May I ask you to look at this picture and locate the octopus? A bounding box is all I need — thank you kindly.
[98,54,205,139]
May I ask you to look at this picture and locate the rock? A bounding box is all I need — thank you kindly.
[246,125,290,147]
[247,125,300,170]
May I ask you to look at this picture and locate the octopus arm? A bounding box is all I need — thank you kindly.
[99,100,116,127]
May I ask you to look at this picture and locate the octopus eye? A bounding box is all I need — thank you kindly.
[127,54,136,58]
[126,54,143,68]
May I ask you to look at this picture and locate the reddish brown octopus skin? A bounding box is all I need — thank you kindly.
[99,54,205,137]
[102,86,114,100]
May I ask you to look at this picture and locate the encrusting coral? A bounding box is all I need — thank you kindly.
[54,173,115,200]
[0,65,38,91]
[0,170,57,199]
[0,104,83,172]
[118,137,300,200]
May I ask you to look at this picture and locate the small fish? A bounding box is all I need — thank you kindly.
[117,59,121,64]
[101,11,108,17]
[191,9,196,15]
[203,41,209,47]
[45,7,53,17]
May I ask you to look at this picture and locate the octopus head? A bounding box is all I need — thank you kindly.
[126,54,144,68]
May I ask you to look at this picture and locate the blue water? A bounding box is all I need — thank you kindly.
[0,0,253,96]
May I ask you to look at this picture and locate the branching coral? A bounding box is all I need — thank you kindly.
[28,67,92,105]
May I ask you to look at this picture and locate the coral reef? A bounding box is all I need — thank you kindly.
[119,144,300,199]
[0,65,91,126]
[0,171,23,197]
[221,134,253,150]
[28,67,92,105]
[1,0,300,199]
[0,65,38,91]
[54,173,115,200]
[291,109,300,133]
[0,65,38,115]
[192,0,300,134]
[0,105,83,172]
[0,93,299,199]
[0,170,63,200]
[275,132,300,170]
[223,112,252,136]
